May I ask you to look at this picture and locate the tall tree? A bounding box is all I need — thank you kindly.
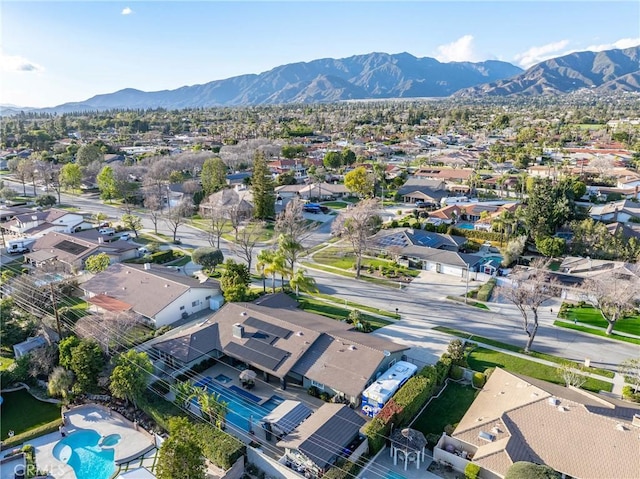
[47,366,74,401]
[251,151,275,220]
[582,272,638,335]
[69,339,104,393]
[163,200,192,242]
[156,417,206,479]
[205,206,228,249]
[85,253,111,273]
[143,193,162,234]
[256,249,275,293]
[494,259,560,352]
[232,222,263,273]
[275,197,312,272]
[121,213,143,238]
[323,151,343,169]
[220,259,251,302]
[97,165,117,202]
[59,163,82,192]
[344,166,374,198]
[331,198,381,278]
[289,268,318,297]
[196,389,228,430]
[76,144,103,167]
[200,157,228,196]
[109,350,153,408]
[341,148,356,166]
[75,311,141,355]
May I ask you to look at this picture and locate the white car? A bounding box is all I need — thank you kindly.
[119,233,131,241]
[138,247,151,256]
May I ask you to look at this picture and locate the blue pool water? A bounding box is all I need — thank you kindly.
[384,471,407,479]
[262,396,284,409]
[214,374,232,384]
[456,223,475,230]
[53,429,117,479]
[193,377,278,431]
[228,384,262,403]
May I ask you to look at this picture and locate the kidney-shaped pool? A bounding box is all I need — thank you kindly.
[53,429,119,479]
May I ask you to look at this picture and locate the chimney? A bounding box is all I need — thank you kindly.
[232,323,244,339]
[143,263,151,270]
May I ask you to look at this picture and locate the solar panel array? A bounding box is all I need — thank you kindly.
[374,234,408,248]
[226,338,288,371]
[244,316,292,338]
[54,240,89,255]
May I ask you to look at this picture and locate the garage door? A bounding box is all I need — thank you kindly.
[425,262,438,272]
[441,265,464,277]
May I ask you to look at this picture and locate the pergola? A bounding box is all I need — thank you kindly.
[389,427,427,471]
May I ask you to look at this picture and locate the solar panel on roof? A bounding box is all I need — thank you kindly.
[225,339,288,371]
[54,240,89,255]
[243,316,291,338]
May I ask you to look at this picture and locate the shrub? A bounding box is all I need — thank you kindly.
[444,424,455,435]
[622,385,640,403]
[319,392,332,402]
[150,250,175,264]
[434,356,452,385]
[308,386,320,398]
[472,372,486,388]
[195,423,245,470]
[392,375,434,425]
[324,460,359,479]
[425,433,441,450]
[477,278,496,302]
[151,379,172,396]
[450,365,464,380]
[465,462,481,479]
[363,417,389,454]
[484,367,496,380]
[448,226,503,243]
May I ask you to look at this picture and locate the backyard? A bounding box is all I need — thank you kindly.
[1,388,61,439]
[412,382,478,437]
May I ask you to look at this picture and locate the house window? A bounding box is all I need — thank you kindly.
[179,306,185,311]
[310,380,324,390]
[192,300,199,307]
[389,358,397,367]
[205,295,211,300]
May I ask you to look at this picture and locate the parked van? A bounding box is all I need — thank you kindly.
[98,227,116,236]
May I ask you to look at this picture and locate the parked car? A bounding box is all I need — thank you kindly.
[7,245,29,255]
[119,233,131,241]
[98,227,115,236]
[138,247,151,256]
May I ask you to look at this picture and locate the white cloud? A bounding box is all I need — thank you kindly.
[435,35,482,62]
[121,7,133,15]
[514,40,570,68]
[585,37,640,52]
[0,51,43,73]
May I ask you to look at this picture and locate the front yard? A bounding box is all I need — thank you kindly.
[559,303,640,336]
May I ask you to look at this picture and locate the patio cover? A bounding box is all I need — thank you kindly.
[88,294,133,313]
[261,400,312,436]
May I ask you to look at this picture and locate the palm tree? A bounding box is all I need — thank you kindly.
[264,250,289,293]
[197,390,228,430]
[171,381,196,409]
[256,249,275,293]
[47,367,74,401]
[289,269,318,297]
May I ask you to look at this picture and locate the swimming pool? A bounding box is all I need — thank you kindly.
[214,374,232,384]
[193,377,279,431]
[53,429,118,479]
[384,471,407,479]
[456,223,475,230]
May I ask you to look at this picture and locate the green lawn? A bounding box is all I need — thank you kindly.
[308,292,399,319]
[169,254,192,267]
[467,347,612,393]
[312,248,420,278]
[412,382,479,436]
[432,326,615,378]
[560,304,640,336]
[554,321,640,345]
[321,201,349,209]
[1,389,61,439]
[295,296,391,331]
[446,296,489,310]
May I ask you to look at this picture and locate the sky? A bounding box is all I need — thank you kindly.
[1,1,639,108]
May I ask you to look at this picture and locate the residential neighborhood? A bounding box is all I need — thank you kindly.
[1,94,640,479]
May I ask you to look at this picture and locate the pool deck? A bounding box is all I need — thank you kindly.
[358,446,442,479]
[1,404,155,479]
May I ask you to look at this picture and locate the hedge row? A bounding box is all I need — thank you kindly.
[324,460,360,479]
[196,423,245,470]
[363,355,453,454]
[448,226,502,243]
[477,278,497,302]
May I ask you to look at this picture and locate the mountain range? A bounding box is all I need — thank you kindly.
[4,46,639,114]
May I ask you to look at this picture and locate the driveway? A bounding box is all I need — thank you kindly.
[404,270,485,301]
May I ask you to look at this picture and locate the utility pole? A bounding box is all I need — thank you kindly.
[49,283,62,339]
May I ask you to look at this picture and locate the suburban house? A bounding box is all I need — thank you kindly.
[198,189,254,219]
[275,182,350,201]
[4,208,93,237]
[434,368,640,479]
[397,178,448,205]
[589,200,640,223]
[369,228,488,277]
[24,231,138,273]
[81,263,223,328]
[148,293,408,404]
[277,404,366,477]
